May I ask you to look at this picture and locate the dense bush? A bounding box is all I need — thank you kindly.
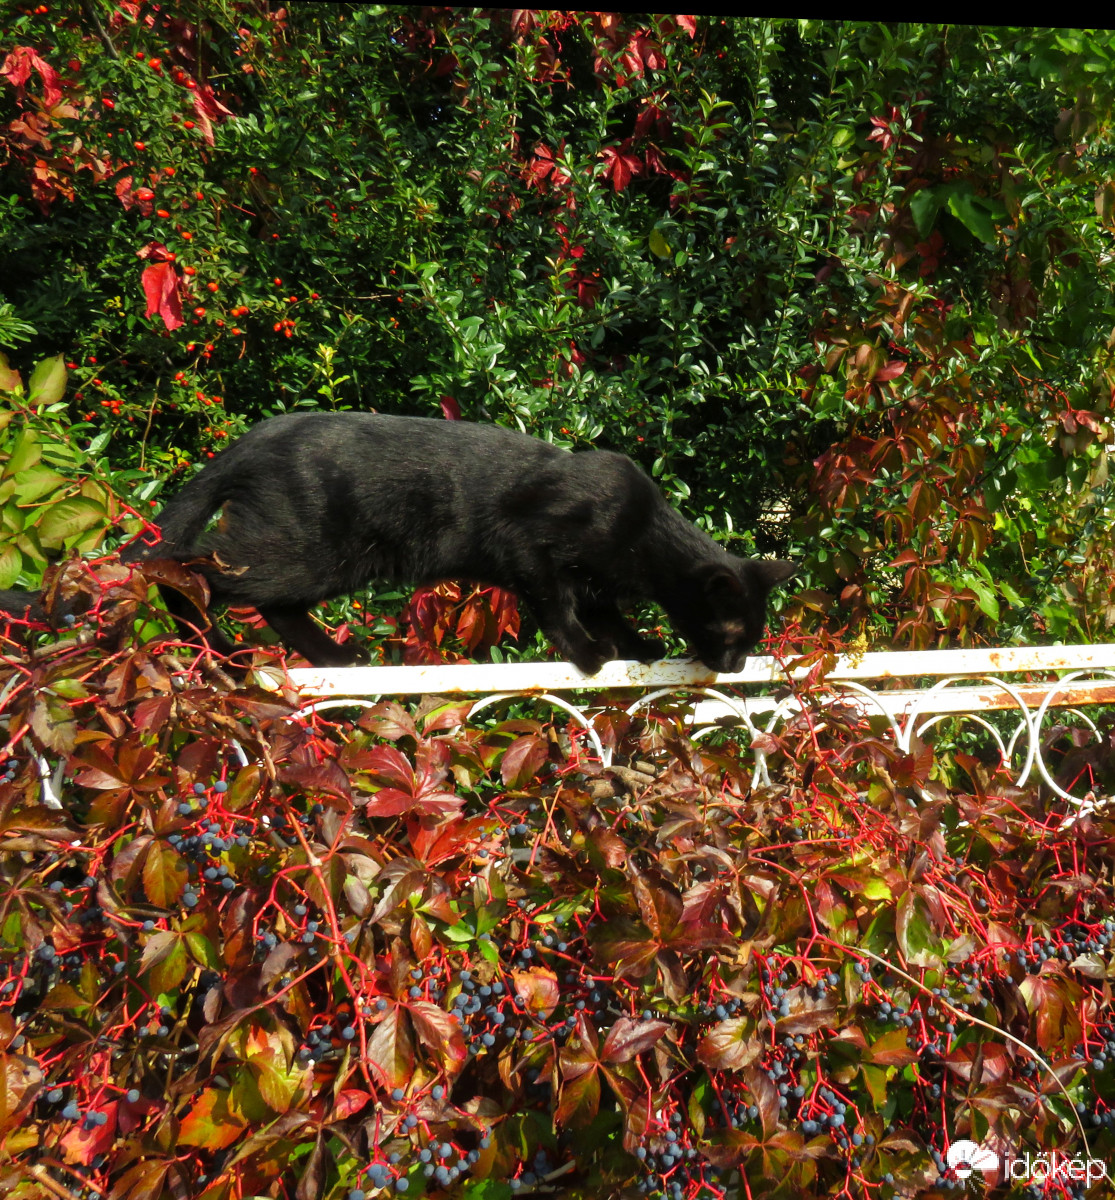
[6,9,1115,1200]
[3,13,1115,651]
[4,556,1115,1200]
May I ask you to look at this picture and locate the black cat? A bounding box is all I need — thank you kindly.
[13,413,796,673]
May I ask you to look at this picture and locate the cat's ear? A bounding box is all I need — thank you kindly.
[753,559,797,591]
[701,565,745,601]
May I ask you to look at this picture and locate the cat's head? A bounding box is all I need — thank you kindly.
[678,557,796,673]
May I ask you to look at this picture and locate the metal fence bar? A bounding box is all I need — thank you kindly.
[280,644,1115,698]
[277,648,1115,811]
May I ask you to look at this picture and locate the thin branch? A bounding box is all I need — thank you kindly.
[79,0,120,60]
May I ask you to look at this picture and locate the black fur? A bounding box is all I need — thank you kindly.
[125,413,794,672]
[9,413,796,673]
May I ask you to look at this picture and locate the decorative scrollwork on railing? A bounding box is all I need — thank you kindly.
[280,647,1115,813]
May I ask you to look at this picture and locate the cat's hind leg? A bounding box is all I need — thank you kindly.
[257,605,366,667]
[159,585,240,659]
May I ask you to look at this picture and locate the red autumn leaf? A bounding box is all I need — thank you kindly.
[358,700,419,742]
[140,260,183,330]
[407,1001,467,1070]
[864,1026,919,1066]
[190,82,234,146]
[601,1017,671,1063]
[944,1040,1010,1083]
[365,1004,415,1088]
[136,240,174,262]
[500,733,548,788]
[630,870,683,942]
[277,759,352,800]
[489,587,521,642]
[0,46,63,107]
[328,1090,372,1120]
[406,813,498,867]
[177,1089,246,1149]
[601,144,643,194]
[590,921,660,979]
[559,1012,601,1079]
[746,1065,782,1140]
[357,742,462,817]
[676,14,697,37]
[440,394,461,420]
[696,1018,764,1072]
[60,1100,118,1164]
[873,360,907,382]
[554,1063,601,1128]
[420,699,475,734]
[510,967,561,1018]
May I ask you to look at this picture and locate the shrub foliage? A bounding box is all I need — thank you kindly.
[5,9,1115,1200]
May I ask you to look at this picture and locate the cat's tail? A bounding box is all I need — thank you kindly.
[121,454,239,564]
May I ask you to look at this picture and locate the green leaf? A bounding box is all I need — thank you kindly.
[12,466,68,505]
[0,542,20,588]
[4,429,41,476]
[908,188,943,238]
[27,355,67,406]
[35,497,106,548]
[30,692,77,753]
[946,189,1001,245]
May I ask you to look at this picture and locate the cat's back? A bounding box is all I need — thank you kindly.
[224,411,566,476]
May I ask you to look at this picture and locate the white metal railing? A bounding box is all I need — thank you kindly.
[277,645,1115,810]
[14,646,1115,811]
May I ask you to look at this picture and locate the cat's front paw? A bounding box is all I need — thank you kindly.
[569,643,610,676]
